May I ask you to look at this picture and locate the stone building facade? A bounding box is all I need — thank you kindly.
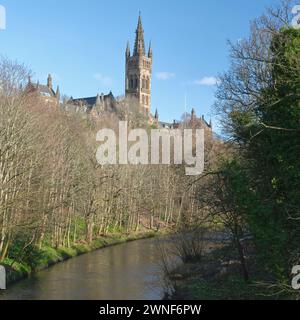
[70,92,116,117]
[25,14,212,132]
[125,14,152,115]
[26,74,60,105]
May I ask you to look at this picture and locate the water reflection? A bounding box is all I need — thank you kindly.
[0,237,174,300]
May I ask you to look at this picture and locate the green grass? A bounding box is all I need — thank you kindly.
[170,243,294,300]
[176,275,281,300]
[1,230,157,286]
[2,258,31,284]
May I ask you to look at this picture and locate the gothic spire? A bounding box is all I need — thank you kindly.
[155,108,159,119]
[148,41,153,59]
[134,13,145,56]
[126,41,131,58]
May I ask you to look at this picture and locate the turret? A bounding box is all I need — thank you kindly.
[191,108,196,122]
[47,74,53,90]
[148,41,153,59]
[126,41,131,59]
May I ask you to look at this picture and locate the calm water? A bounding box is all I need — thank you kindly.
[0,238,173,300]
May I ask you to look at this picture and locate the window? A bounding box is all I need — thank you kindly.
[134,77,138,89]
[130,76,134,89]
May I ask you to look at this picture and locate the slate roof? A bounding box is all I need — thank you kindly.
[26,83,56,97]
[72,92,115,107]
[159,117,212,129]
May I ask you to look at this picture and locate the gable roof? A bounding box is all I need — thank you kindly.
[26,82,56,97]
[72,92,115,107]
[71,92,115,110]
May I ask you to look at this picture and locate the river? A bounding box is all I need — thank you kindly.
[0,237,176,300]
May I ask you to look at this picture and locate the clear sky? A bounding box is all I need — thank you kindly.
[1,0,279,125]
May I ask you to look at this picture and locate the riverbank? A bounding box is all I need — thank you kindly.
[2,231,157,286]
[168,243,294,300]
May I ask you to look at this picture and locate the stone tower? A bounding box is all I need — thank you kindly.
[125,14,152,115]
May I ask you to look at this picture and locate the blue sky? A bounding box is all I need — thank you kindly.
[1,0,279,125]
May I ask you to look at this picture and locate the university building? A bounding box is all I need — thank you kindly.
[26,14,212,131]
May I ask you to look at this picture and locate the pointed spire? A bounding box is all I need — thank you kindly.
[148,41,153,59]
[56,86,60,100]
[47,74,53,89]
[191,108,196,122]
[138,11,142,29]
[155,108,159,119]
[126,41,131,58]
[134,13,145,56]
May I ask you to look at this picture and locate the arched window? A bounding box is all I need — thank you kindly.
[134,76,138,89]
[142,95,145,104]
[130,76,134,89]
[146,78,150,90]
